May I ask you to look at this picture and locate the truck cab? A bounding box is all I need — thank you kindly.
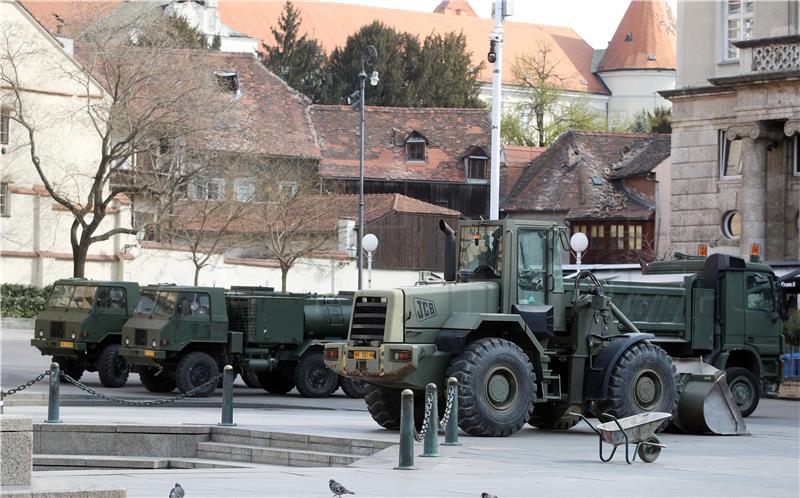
[31,279,139,387]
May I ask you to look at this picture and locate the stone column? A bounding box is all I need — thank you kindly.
[0,416,32,487]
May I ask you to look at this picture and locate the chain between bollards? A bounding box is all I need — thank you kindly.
[46,362,61,423]
[219,365,235,427]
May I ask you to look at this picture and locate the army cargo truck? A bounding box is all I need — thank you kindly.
[325,219,683,437]
[31,279,140,387]
[598,254,785,417]
[119,285,360,398]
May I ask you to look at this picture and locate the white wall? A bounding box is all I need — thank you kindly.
[598,69,676,129]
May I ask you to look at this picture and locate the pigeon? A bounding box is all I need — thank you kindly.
[329,479,355,497]
[169,483,184,498]
[481,493,498,498]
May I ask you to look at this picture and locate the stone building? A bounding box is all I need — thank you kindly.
[661,0,800,261]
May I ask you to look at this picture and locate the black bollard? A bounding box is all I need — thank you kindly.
[46,362,61,423]
[394,389,415,470]
[219,365,235,426]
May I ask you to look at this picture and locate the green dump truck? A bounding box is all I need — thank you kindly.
[601,254,785,417]
[325,219,692,436]
[119,285,363,398]
[31,279,140,387]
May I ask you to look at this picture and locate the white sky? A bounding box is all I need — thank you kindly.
[317,0,679,49]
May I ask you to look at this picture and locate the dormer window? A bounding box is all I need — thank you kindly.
[405,132,427,162]
[214,70,243,100]
[463,146,489,183]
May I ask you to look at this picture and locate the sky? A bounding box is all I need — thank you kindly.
[318,0,679,49]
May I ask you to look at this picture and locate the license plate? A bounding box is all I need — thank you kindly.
[353,350,375,360]
[59,341,74,348]
[144,350,155,357]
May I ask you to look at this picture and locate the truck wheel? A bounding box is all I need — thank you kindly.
[446,338,536,437]
[258,365,296,394]
[241,368,261,389]
[98,344,129,388]
[294,350,339,398]
[726,367,760,417]
[54,357,83,382]
[596,342,678,431]
[529,402,581,430]
[364,385,425,430]
[138,368,176,393]
[175,352,219,397]
[339,376,370,398]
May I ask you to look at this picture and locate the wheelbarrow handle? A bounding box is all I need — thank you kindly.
[568,412,602,437]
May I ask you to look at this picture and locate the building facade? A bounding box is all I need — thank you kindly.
[662,0,800,261]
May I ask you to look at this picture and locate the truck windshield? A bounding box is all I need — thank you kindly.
[47,285,98,310]
[135,290,179,318]
[458,224,503,278]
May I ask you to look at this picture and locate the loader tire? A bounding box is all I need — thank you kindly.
[294,350,338,398]
[258,364,296,394]
[98,344,129,388]
[339,376,371,398]
[726,367,759,417]
[175,352,219,397]
[596,342,678,431]
[241,367,261,389]
[138,368,176,393]
[364,385,425,430]
[447,338,535,437]
[529,402,581,430]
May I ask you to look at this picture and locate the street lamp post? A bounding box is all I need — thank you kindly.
[356,45,379,290]
[362,233,379,289]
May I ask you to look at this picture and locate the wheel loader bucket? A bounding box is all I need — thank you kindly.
[669,359,748,435]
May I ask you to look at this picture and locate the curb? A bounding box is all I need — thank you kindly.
[1,317,35,330]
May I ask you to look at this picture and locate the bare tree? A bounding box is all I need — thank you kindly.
[0,13,227,277]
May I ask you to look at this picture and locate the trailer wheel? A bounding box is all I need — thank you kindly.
[339,376,370,398]
[258,365,295,394]
[528,402,581,430]
[364,385,425,430]
[138,368,176,393]
[596,342,678,431]
[98,344,130,388]
[241,368,261,389]
[54,357,83,382]
[294,349,339,398]
[175,352,219,397]
[447,338,535,437]
[725,367,760,417]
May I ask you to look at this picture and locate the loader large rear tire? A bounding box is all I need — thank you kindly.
[726,367,759,417]
[529,402,581,430]
[447,338,535,437]
[364,386,425,430]
[596,342,678,431]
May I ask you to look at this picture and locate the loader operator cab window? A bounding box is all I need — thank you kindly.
[517,230,547,305]
[458,224,503,279]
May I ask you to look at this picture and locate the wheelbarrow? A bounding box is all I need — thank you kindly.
[569,411,671,464]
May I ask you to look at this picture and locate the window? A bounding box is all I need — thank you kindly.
[0,109,9,145]
[517,229,547,305]
[214,70,238,92]
[189,177,225,200]
[234,178,255,201]
[746,273,774,312]
[724,0,754,60]
[628,225,643,250]
[207,178,224,200]
[0,182,8,217]
[279,181,299,197]
[96,287,126,310]
[722,210,742,239]
[406,137,426,161]
[719,130,743,178]
[610,224,626,250]
[467,156,488,181]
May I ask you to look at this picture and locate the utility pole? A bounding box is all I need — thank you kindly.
[489,1,509,220]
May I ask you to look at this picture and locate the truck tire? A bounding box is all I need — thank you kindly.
[595,342,678,431]
[138,368,176,393]
[98,344,129,388]
[339,376,370,398]
[241,368,261,389]
[529,402,581,430]
[294,349,339,398]
[364,385,425,430]
[54,357,83,382]
[446,338,536,437]
[258,365,296,394]
[175,352,219,397]
[726,367,760,417]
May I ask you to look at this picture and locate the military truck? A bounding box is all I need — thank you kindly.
[119,285,364,398]
[600,254,785,417]
[31,279,140,387]
[325,219,687,437]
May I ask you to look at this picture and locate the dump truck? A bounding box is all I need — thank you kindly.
[118,285,366,398]
[600,254,785,418]
[31,279,140,387]
[325,219,748,437]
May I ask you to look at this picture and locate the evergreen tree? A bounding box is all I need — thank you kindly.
[416,32,483,108]
[261,1,329,102]
[135,15,209,49]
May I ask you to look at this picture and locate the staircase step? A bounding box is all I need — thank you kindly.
[209,427,392,457]
[33,454,249,470]
[196,441,360,467]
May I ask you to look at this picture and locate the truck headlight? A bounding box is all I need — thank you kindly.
[125,337,130,345]
[151,340,157,348]
[38,330,44,338]
[70,333,77,340]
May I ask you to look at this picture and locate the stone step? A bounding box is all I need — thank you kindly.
[33,454,250,470]
[196,441,360,467]
[210,427,393,457]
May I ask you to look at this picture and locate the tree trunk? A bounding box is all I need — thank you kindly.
[281,266,289,293]
[536,110,545,147]
[72,240,90,278]
[194,265,201,286]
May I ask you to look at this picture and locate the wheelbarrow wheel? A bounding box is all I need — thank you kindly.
[637,435,662,463]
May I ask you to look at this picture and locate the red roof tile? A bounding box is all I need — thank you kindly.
[596,0,676,72]
[21,0,123,37]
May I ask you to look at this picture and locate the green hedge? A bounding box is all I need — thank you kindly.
[1,284,53,318]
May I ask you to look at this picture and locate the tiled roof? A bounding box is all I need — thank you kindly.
[217,1,608,94]
[501,145,546,200]
[596,0,676,72]
[21,0,124,38]
[310,105,490,182]
[503,130,668,220]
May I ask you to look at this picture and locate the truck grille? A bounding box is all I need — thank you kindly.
[49,321,64,339]
[350,296,387,343]
[134,328,147,346]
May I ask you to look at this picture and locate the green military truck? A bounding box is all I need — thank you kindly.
[600,254,785,417]
[31,279,140,387]
[119,285,363,398]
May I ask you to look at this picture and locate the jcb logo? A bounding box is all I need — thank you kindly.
[413,298,437,322]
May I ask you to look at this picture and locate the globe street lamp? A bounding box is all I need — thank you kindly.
[570,232,589,273]
[362,233,379,289]
[355,45,378,290]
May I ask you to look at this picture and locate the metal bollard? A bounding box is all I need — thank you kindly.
[394,389,415,470]
[219,365,235,427]
[46,362,61,423]
[420,383,439,457]
[443,377,460,446]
